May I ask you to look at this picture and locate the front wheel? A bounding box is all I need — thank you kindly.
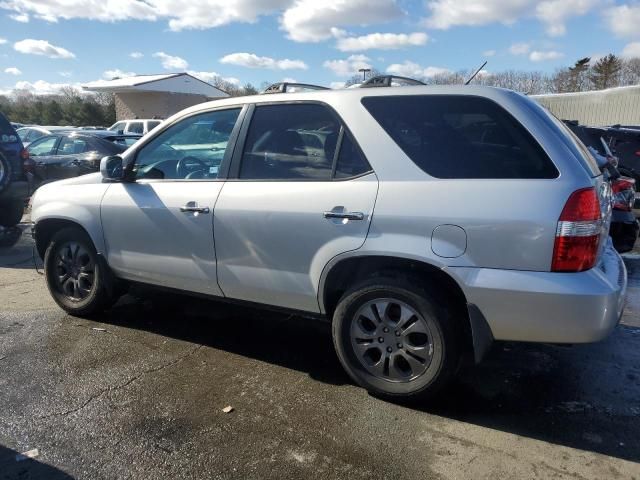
[332,279,460,401]
[44,227,114,317]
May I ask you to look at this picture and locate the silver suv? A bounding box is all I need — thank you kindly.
[31,85,627,400]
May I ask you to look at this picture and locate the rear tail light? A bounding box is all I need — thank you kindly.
[612,177,636,211]
[552,187,602,272]
[21,148,35,174]
[635,150,640,157]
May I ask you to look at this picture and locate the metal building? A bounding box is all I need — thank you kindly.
[533,85,640,126]
[82,73,228,121]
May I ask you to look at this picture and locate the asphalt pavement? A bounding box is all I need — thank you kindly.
[1,224,639,479]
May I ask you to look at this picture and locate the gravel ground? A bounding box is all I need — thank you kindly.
[1,224,639,479]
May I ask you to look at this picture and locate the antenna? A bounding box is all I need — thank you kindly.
[464,61,488,85]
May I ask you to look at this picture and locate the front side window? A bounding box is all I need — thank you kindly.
[239,104,340,180]
[133,108,241,180]
[28,136,58,156]
[362,95,558,179]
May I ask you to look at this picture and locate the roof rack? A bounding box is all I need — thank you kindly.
[359,75,426,88]
[262,82,330,94]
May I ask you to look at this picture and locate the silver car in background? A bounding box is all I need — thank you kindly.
[30,85,626,401]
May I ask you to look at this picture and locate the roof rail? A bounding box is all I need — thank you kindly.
[262,82,330,94]
[359,75,426,88]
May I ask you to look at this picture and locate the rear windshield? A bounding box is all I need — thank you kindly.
[0,113,18,143]
[361,95,558,179]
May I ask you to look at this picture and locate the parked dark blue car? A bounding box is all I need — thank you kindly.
[0,112,31,227]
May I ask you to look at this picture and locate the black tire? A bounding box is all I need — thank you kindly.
[44,226,114,317]
[0,198,25,227]
[332,278,460,402]
[0,154,10,194]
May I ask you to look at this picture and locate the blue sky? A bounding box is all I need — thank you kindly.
[1,0,639,94]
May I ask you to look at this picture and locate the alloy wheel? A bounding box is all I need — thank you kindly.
[54,241,95,301]
[350,298,435,382]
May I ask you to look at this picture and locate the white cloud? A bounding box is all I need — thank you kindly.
[187,70,240,85]
[336,32,428,52]
[323,54,371,76]
[0,0,289,31]
[9,12,29,22]
[423,0,598,36]
[424,0,534,29]
[0,38,7,45]
[386,61,451,78]
[281,77,297,83]
[330,81,346,89]
[58,71,72,77]
[153,51,188,70]
[14,39,75,59]
[509,42,531,55]
[103,69,136,79]
[4,67,21,75]
[482,49,496,57]
[529,50,563,62]
[535,0,600,36]
[605,4,640,38]
[220,52,308,70]
[622,42,640,59]
[11,79,84,95]
[129,51,144,59]
[281,0,403,42]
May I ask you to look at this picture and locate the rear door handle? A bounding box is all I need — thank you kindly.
[323,211,365,221]
[180,205,210,214]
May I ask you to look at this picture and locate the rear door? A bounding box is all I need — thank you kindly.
[214,102,378,312]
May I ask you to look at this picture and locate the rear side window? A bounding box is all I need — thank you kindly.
[240,104,339,180]
[127,122,144,134]
[362,95,558,179]
[334,133,371,179]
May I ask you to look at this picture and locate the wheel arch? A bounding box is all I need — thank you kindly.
[319,253,491,363]
[35,217,102,260]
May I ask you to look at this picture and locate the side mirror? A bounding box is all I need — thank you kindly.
[100,155,125,181]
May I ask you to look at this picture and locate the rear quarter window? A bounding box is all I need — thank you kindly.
[361,95,558,179]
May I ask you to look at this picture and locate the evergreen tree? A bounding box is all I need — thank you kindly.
[568,57,590,91]
[589,54,623,90]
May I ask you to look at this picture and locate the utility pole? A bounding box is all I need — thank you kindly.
[359,68,371,81]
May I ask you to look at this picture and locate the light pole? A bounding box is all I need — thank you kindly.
[359,68,371,82]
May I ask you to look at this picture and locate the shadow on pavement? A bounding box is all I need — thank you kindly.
[0,225,40,270]
[99,287,640,465]
[0,444,74,479]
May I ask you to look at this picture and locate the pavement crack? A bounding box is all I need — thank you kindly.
[37,344,204,420]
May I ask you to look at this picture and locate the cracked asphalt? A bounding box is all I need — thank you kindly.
[1,225,640,479]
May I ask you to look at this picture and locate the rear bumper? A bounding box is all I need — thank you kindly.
[450,240,627,344]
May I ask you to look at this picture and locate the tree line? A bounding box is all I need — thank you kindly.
[347,54,640,95]
[1,54,639,126]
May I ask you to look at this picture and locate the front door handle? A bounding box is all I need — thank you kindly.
[180,205,210,214]
[323,211,365,221]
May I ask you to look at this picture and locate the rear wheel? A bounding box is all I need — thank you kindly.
[332,278,460,401]
[0,198,24,227]
[44,227,114,316]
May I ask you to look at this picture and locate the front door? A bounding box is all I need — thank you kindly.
[214,103,378,312]
[100,107,243,295]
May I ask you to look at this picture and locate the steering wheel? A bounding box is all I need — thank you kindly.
[176,156,207,178]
